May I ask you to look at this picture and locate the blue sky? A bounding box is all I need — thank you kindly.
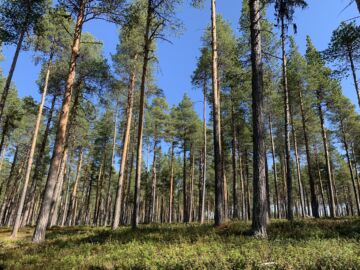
[1,0,359,116]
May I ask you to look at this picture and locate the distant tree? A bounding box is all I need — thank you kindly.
[272,0,307,221]
[324,21,360,109]
[131,0,183,229]
[191,47,210,223]
[145,97,169,223]
[172,94,200,223]
[306,36,337,218]
[287,37,320,218]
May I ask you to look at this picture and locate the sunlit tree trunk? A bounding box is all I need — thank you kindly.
[32,0,85,243]
[132,0,152,229]
[11,55,52,237]
[113,55,137,229]
[211,0,224,227]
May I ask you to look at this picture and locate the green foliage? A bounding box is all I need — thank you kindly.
[0,0,50,44]
[323,21,360,75]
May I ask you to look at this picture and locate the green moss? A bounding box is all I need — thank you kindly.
[1,219,360,269]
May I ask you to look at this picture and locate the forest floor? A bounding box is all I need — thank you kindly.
[0,218,360,269]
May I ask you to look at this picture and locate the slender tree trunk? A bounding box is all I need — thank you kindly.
[340,120,360,215]
[298,87,319,218]
[11,55,52,237]
[211,0,224,227]
[113,55,137,229]
[28,94,57,201]
[280,16,293,221]
[189,145,195,222]
[265,152,271,219]
[350,142,360,197]
[149,136,158,223]
[132,0,152,229]
[249,0,267,236]
[314,145,327,217]
[316,89,336,218]
[237,145,246,220]
[94,156,105,225]
[290,109,305,218]
[183,144,188,222]
[0,27,26,122]
[32,1,85,243]
[231,104,238,219]
[104,104,118,226]
[348,49,360,108]
[200,86,207,224]
[269,114,280,218]
[169,142,175,223]
[66,148,83,225]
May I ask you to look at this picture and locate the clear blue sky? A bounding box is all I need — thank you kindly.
[1,0,359,116]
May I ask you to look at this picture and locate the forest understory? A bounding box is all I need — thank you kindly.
[1,218,360,270]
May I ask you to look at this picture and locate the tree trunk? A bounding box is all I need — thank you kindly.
[200,86,207,223]
[183,144,188,222]
[27,94,57,207]
[11,55,52,237]
[249,0,267,237]
[340,120,360,215]
[189,145,195,222]
[66,148,83,226]
[169,142,175,223]
[231,104,238,219]
[0,27,26,122]
[348,50,360,109]
[49,148,68,227]
[316,89,336,218]
[113,55,137,229]
[314,145,328,217]
[103,104,118,226]
[131,0,152,229]
[269,114,280,218]
[149,136,158,223]
[290,109,305,218]
[211,0,224,227]
[280,16,293,221]
[298,86,319,218]
[32,0,85,243]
